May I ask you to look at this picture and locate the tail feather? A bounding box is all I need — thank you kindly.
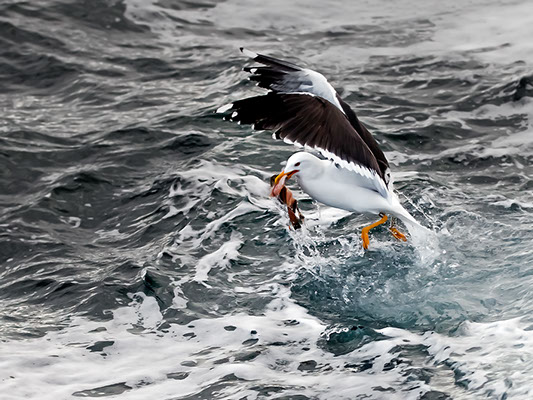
[389,194,423,229]
[395,208,422,229]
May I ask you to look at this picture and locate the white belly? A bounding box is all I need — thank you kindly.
[296,165,393,215]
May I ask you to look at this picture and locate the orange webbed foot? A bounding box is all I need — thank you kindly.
[361,214,388,250]
[389,227,408,242]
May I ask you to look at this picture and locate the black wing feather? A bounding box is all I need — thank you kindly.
[221,93,383,180]
[239,49,390,182]
[337,95,390,180]
[240,47,301,72]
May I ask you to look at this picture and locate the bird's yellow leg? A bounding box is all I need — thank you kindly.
[388,217,408,242]
[389,227,407,241]
[361,214,388,250]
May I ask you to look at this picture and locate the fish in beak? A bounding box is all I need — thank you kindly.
[271,169,299,197]
[269,173,304,230]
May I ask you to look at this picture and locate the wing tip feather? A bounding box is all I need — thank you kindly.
[216,103,233,113]
[240,47,258,59]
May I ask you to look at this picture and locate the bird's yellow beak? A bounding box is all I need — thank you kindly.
[274,169,299,185]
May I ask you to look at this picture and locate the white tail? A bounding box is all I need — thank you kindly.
[389,194,423,229]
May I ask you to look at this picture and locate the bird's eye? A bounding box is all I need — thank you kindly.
[295,162,301,167]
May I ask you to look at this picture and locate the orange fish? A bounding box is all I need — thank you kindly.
[270,174,305,229]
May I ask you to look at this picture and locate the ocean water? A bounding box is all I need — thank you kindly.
[1,0,533,399]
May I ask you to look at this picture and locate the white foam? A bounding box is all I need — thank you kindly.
[381,317,533,399]
[194,232,243,282]
[0,287,431,400]
[491,198,533,209]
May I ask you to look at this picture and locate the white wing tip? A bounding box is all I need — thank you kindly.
[216,103,233,113]
[240,47,258,59]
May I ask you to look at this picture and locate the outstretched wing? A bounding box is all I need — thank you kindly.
[240,48,344,113]
[240,48,390,183]
[217,92,390,199]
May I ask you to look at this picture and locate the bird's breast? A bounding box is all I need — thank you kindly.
[296,169,391,215]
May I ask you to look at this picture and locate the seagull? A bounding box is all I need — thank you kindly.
[217,48,420,249]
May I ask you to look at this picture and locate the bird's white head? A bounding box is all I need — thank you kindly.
[274,152,322,185]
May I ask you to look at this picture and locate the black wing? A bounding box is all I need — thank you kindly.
[337,96,390,183]
[217,92,389,198]
[240,48,390,183]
